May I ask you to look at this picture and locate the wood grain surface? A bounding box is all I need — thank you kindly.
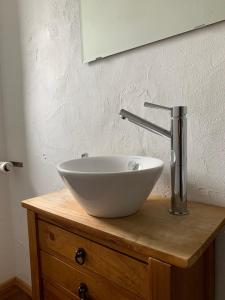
[0,277,31,300]
[22,188,225,268]
[27,211,42,300]
[43,280,79,300]
[41,251,142,300]
[38,220,148,297]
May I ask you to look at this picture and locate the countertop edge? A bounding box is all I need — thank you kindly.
[22,200,194,268]
[21,189,225,269]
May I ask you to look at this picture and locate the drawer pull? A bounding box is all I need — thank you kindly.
[75,248,86,265]
[78,282,88,300]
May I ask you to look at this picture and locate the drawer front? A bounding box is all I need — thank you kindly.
[41,251,142,300]
[43,280,79,300]
[39,220,148,298]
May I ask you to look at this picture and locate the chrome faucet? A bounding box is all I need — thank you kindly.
[120,102,188,215]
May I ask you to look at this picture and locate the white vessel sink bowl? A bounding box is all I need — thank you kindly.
[57,156,163,218]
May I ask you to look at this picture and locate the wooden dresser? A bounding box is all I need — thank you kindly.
[22,189,225,300]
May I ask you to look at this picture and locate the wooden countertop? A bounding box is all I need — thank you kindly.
[22,189,225,268]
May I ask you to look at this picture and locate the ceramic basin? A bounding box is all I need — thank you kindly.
[57,156,163,218]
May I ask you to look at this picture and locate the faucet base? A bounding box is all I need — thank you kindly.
[169,209,189,216]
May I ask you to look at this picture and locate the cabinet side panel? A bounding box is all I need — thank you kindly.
[172,243,215,300]
[149,258,172,300]
[172,258,204,300]
[27,210,42,300]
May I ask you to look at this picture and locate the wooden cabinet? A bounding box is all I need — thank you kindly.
[38,220,148,298]
[43,280,79,300]
[41,250,141,300]
[22,189,225,300]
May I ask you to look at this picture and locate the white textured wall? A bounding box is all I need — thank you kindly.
[0,73,14,282]
[0,0,225,298]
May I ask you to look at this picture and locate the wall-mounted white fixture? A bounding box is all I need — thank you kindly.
[80,0,225,62]
[0,161,23,174]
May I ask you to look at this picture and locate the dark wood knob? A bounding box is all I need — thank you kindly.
[78,283,88,300]
[75,248,86,265]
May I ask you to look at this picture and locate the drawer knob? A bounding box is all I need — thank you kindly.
[75,248,86,265]
[78,282,88,300]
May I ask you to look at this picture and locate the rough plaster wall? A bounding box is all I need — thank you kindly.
[0,72,14,282]
[0,0,225,297]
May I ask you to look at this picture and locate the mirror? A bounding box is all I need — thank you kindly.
[80,0,225,63]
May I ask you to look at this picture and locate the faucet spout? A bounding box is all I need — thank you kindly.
[120,103,188,216]
[120,109,171,138]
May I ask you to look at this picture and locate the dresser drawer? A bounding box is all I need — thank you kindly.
[41,251,142,300]
[38,220,148,298]
[43,280,79,300]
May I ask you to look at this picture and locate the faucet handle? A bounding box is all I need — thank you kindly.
[144,102,172,112]
[144,102,187,118]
